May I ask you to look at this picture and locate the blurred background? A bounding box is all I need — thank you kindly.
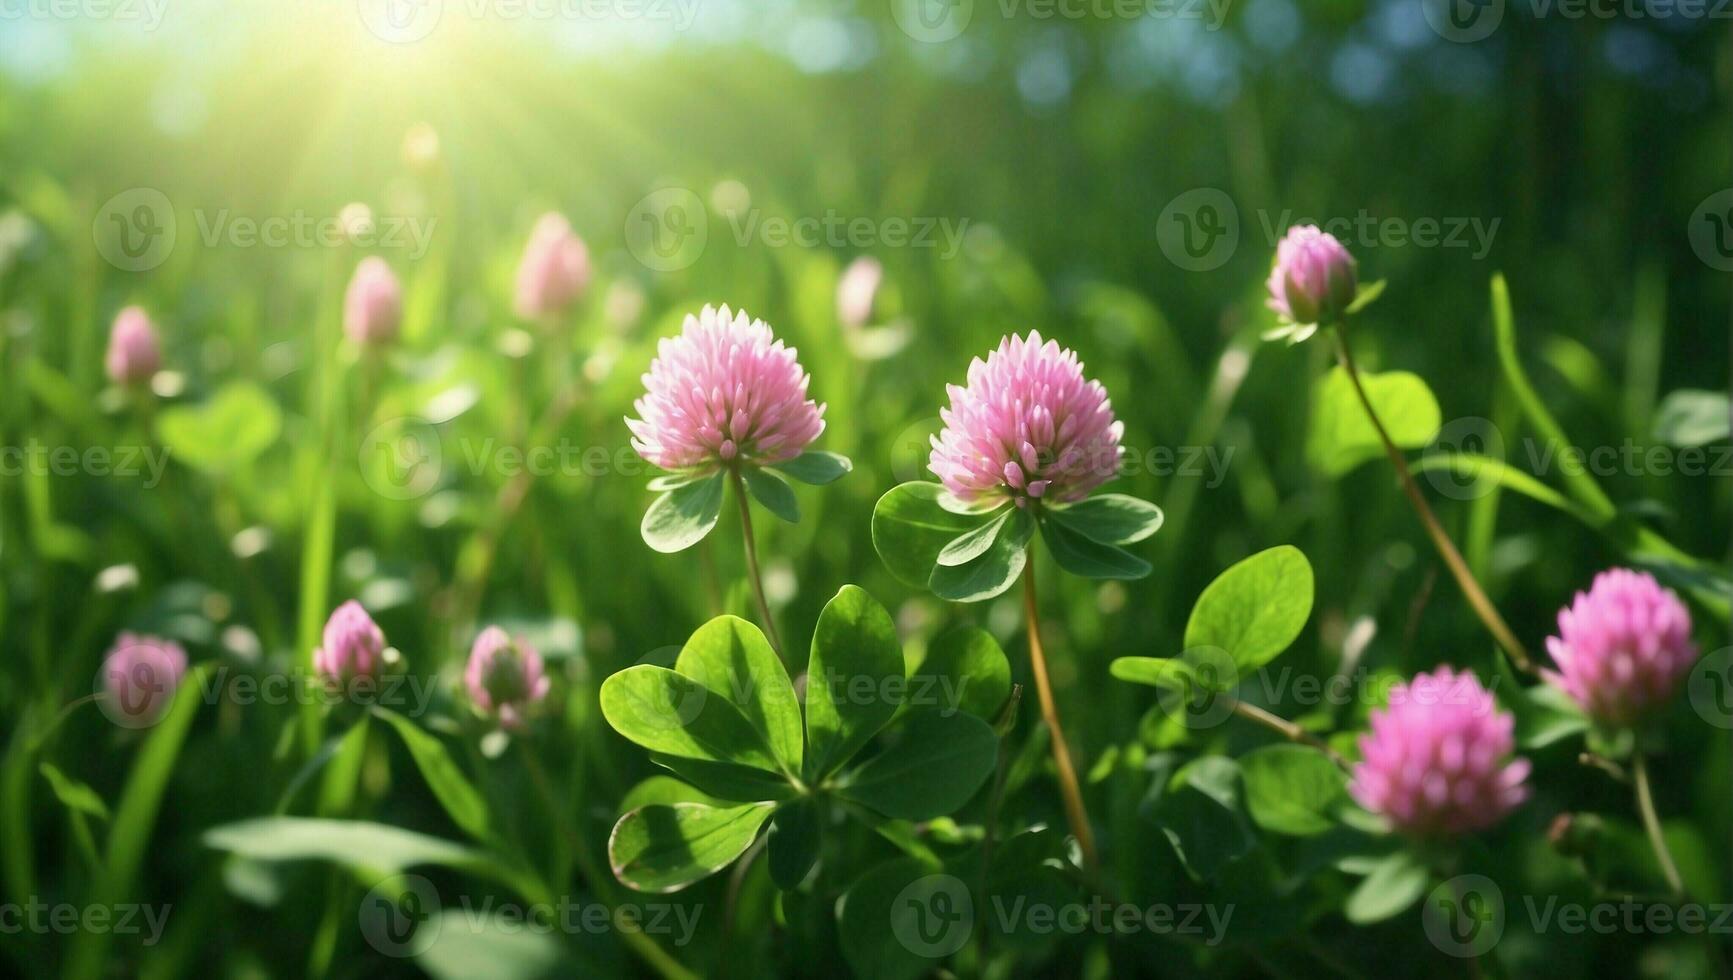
[1,0,1730,976]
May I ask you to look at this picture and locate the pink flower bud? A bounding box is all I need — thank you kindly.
[464,626,550,730]
[101,633,187,727]
[105,306,161,386]
[1350,667,1529,836]
[1266,225,1357,326]
[836,256,883,330]
[514,212,591,321]
[1544,568,1697,727]
[344,257,402,346]
[314,600,387,684]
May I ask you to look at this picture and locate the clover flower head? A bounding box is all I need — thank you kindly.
[465,626,550,730]
[1544,568,1697,727]
[1266,224,1357,326]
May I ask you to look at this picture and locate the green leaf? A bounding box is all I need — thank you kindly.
[907,626,1012,721]
[608,802,775,893]
[641,473,725,554]
[39,763,109,821]
[1345,279,1386,314]
[838,710,998,820]
[599,665,781,773]
[1037,515,1151,580]
[1653,389,1730,447]
[674,616,802,776]
[805,586,904,779]
[203,817,541,898]
[416,910,571,980]
[1109,657,1190,691]
[646,754,799,804]
[1156,758,1254,882]
[1044,494,1164,545]
[935,508,1012,567]
[837,858,964,980]
[929,508,1031,602]
[742,466,800,523]
[1185,545,1314,671]
[647,470,714,492]
[373,708,493,843]
[770,451,853,485]
[871,482,991,589]
[1344,850,1431,924]
[1307,366,1441,476]
[767,797,821,890]
[620,775,725,814]
[155,382,283,474]
[1238,745,1346,836]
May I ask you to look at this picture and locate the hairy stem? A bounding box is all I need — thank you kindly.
[731,472,785,658]
[1332,324,1536,674]
[1021,559,1099,872]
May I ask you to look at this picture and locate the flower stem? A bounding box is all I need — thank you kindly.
[1227,698,1349,770]
[1020,559,1099,872]
[731,471,785,658]
[1631,752,1686,898]
[1331,324,1536,675]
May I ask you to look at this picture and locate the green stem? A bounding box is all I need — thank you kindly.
[1020,557,1098,872]
[730,472,784,658]
[1631,753,1685,898]
[1333,322,1536,675]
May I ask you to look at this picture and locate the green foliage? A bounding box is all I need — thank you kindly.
[1307,367,1441,475]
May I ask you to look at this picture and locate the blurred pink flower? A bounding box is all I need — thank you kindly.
[1266,224,1357,325]
[102,632,187,727]
[626,304,826,472]
[105,306,161,385]
[514,212,591,321]
[465,626,550,730]
[314,600,386,683]
[1544,568,1697,727]
[344,257,402,346]
[928,331,1123,507]
[836,256,883,329]
[1350,667,1529,836]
